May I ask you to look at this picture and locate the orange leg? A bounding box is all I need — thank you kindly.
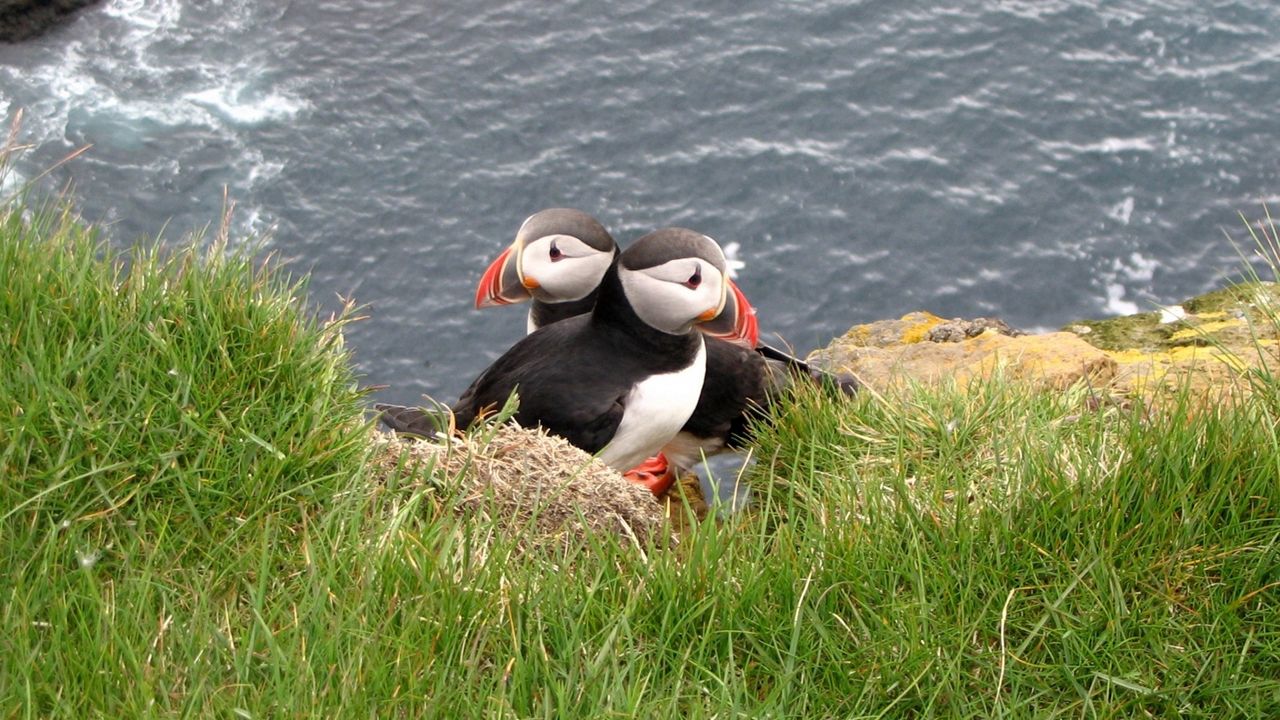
[621,453,678,496]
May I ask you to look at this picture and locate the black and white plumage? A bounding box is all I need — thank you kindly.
[464,209,856,475]
[385,228,732,473]
[477,208,759,348]
[475,208,619,333]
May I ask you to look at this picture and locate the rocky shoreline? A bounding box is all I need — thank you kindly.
[0,0,102,43]
[809,281,1280,403]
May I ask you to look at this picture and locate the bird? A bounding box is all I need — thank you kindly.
[378,227,751,490]
[474,207,619,332]
[477,208,758,347]
[464,208,856,493]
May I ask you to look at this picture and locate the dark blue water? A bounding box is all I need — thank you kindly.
[3,0,1277,405]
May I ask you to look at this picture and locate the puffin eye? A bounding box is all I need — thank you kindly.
[685,266,702,289]
[549,240,563,261]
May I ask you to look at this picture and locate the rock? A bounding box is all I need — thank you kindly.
[834,310,948,348]
[926,316,1024,343]
[0,0,103,43]
[812,316,1114,392]
[810,282,1280,403]
[1067,283,1280,353]
[1067,282,1280,400]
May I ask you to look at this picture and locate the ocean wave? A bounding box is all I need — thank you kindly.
[184,85,308,127]
[100,0,182,34]
[1040,136,1159,165]
[7,0,305,136]
[0,0,307,230]
[1100,252,1162,316]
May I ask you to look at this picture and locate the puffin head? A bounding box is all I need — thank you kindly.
[475,208,617,308]
[617,228,758,346]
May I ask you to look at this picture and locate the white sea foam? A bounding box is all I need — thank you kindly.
[1,0,306,228]
[1095,137,1156,154]
[0,168,27,197]
[1101,252,1160,316]
[1105,282,1140,316]
[1108,196,1135,225]
[1042,137,1158,165]
[10,0,305,135]
[1118,252,1159,283]
[721,241,746,279]
[882,146,949,166]
[185,85,307,127]
[100,0,182,33]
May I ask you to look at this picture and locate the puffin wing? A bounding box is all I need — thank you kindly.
[682,338,770,449]
[450,316,630,454]
[520,383,627,456]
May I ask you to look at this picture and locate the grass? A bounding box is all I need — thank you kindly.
[2,179,1280,718]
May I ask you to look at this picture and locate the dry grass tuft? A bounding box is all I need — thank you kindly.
[367,424,675,551]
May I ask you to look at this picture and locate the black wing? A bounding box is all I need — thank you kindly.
[682,338,769,450]
[451,315,631,454]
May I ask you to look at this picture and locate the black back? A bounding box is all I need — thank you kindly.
[452,262,702,455]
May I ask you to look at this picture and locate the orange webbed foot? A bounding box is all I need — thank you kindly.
[622,453,678,496]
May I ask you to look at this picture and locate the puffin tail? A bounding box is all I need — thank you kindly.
[374,401,453,439]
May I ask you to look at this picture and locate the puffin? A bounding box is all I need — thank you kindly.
[378,228,751,485]
[477,208,758,346]
[468,208,855,492]
[474,207,619,332]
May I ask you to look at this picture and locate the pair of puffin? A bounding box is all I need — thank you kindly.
[377,209,853,496]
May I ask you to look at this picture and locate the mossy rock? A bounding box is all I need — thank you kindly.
[811,281,1280,406]
[1067,311,1171,352]
[1066,281,1280,352]
[1181,282,1277,314]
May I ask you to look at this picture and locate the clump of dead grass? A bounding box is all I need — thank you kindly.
[367,424,675,551]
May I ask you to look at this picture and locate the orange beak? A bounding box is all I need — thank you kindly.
[475,244,532,308]
[697,279,759,349]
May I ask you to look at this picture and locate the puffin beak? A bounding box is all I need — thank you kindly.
[475,243,531,308]
[696,279,759,348]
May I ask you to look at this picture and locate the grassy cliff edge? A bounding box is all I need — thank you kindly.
[3,198,1279,718]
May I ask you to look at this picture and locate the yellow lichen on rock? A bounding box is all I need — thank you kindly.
[1103,344,1256,399]
[836,311,946,347]
[813,324,1114,393]
[810,282,1280,404]
[961,331,1118,390]
[1067,282,1280,401]
[899,312,948,344]
[1167,318,1238,342]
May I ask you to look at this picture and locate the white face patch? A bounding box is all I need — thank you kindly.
[618,258,726,335]
[600,338,706,471]
[520,234,614,303]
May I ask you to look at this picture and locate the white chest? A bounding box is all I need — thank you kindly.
[600,339,706,471]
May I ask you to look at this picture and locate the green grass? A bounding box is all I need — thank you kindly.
[745,380,1280,717]
[3,190,1280,718]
